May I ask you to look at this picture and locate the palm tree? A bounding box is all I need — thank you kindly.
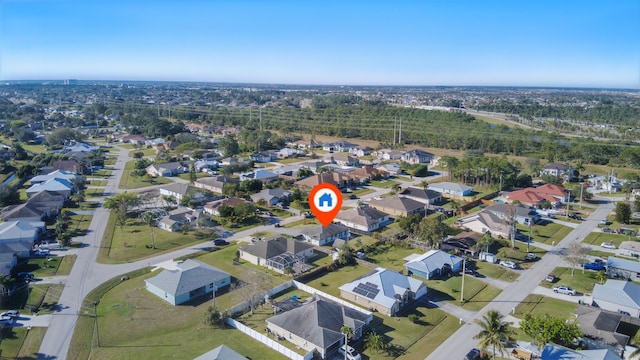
[391,183,401,196]
[474,310,512,359]
[142,211,157,249]
[449,199,461,216]
[365,331,387,353]
[595,269,608,284]
[420,180,429,191]
[340,325,354,360]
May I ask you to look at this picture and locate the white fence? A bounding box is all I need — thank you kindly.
[226,318,314,360]
[228,280,294,316]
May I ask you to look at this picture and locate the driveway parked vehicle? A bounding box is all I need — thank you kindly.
[339,345,362,360]
[581,262,606,271]
[553,285,576,295]
[545,274,556,283]
[525,253,537,261]
[499,260,517,269]
[0,310,19,318]
[601,242,616,249]
[464,348,481,360]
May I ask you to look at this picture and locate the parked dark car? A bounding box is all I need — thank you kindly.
[581,262,606,271]
[464,348,481,360]
[213,239,229,246]
[464,268,480,277]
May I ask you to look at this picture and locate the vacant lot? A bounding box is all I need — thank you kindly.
[426,275,502,312]
[514,294,577,320]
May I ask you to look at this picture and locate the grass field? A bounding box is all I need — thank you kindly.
[97,211,215,263]
[582,232,629,248]
[118,160,172,189]
[0,326,47,359]
[426,275,502,312]
[514,294,578,320]
[68,268,289,360]
[525,221,573,245]
[539,266,602,295]
[12,255,77,278]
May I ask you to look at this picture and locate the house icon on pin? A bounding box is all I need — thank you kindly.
[318,192,333,207]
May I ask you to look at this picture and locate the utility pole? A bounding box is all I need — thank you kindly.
[94,301,101,347]
[460,258,466,303]
[259,108,262,131]
[398,118,402,145]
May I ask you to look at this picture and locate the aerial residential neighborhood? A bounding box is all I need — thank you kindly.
[0,1,638,358]
[0,81,637,360]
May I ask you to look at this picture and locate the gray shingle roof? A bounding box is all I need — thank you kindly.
[144,259,229,297]
[193,345,247,360]
[301,223,349,241]
[240,237,313,260]
[267,297,369,349]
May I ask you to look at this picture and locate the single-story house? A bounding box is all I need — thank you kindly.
[159,183,203,203]
[239,237,315,274]
[295,172,354,190]
[240,169,279,183]
[617,241,640,258]
[339,267,427,316]
[157,208,202,232]
[400,149,434,165]
[0,246,20,276]
[541,343,622,360]
[301,223,350,246]
[331,154,359,167]
[25,190,65,214]
[249,151,277,163]
[145,259,230,306]
[334,206,390,233]
[322,141,359,153]
[592,280,640,317]
[575,306,632,351]
[194,159,219,172]
[145,162,186,177]
[266,297,372,359]
[277,148,302,159]
[456,211,511,239]
[440,231,481,256]
[52,159,84,173]
[219,157,248,166]
[30,169,77,185]
[249,188,292,206]
[404,250,464,279]
[0,220,45,245]
[375,149,403,161]
[367,196,426,218]
[203,198,249,217]
[1,203,50,222]
[349,165,385,183]
[428,182,473,197]
[541,162,575,181]
[194,175,239,194]
[26,178,73,199]
[400,187,442,206]
[483,203,539,225]
[606,257,640,281]
[375,163,402,176]
[350,146,373,157]
[505,184,569,207]
[194,345,247,360]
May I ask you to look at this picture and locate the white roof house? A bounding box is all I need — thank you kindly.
[144,259,230,306]
[30,169,77,185]
[428,182,473,197]
[339,267,427,316]
[0,220,45,243]
[26,178,73,198]
[592,280,640,317]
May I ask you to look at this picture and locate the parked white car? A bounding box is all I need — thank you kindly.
[553,285,576,296]
[499,260,517,269]
[601,242,616,249]
[339,345,362,360]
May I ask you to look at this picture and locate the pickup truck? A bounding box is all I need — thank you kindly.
[553,285,576,296]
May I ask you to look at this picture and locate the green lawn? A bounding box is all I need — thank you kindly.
[365,245,420,272]
[495,243,547,270]
[68,269,288,360]
[514,294,578,320]
[425,275,502,311]
[98,211,216,263]
[539,266,602,295]
[525,221,573,245]
[129,148,156,157]
[303,265,373,297]
[0,326,47,359]
[91,169,113,178]
[351,187,375,197]
[177,172,210,181]
[12,255,77,278]
[282,218,320,228]
[369,179,401,189]
[583,232,630,248]
[473,261,519,282]
[118,160,172,189]
[88,179,108,187]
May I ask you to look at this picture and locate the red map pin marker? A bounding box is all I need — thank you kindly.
[308,183,343,227]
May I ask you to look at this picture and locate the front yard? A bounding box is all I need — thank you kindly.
[426,275,502,312]
[538,266,601,295]
[514,294,578,320]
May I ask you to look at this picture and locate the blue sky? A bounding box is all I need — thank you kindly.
[1,0,638,88]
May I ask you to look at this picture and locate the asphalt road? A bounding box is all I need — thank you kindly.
[425,198,614,360]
